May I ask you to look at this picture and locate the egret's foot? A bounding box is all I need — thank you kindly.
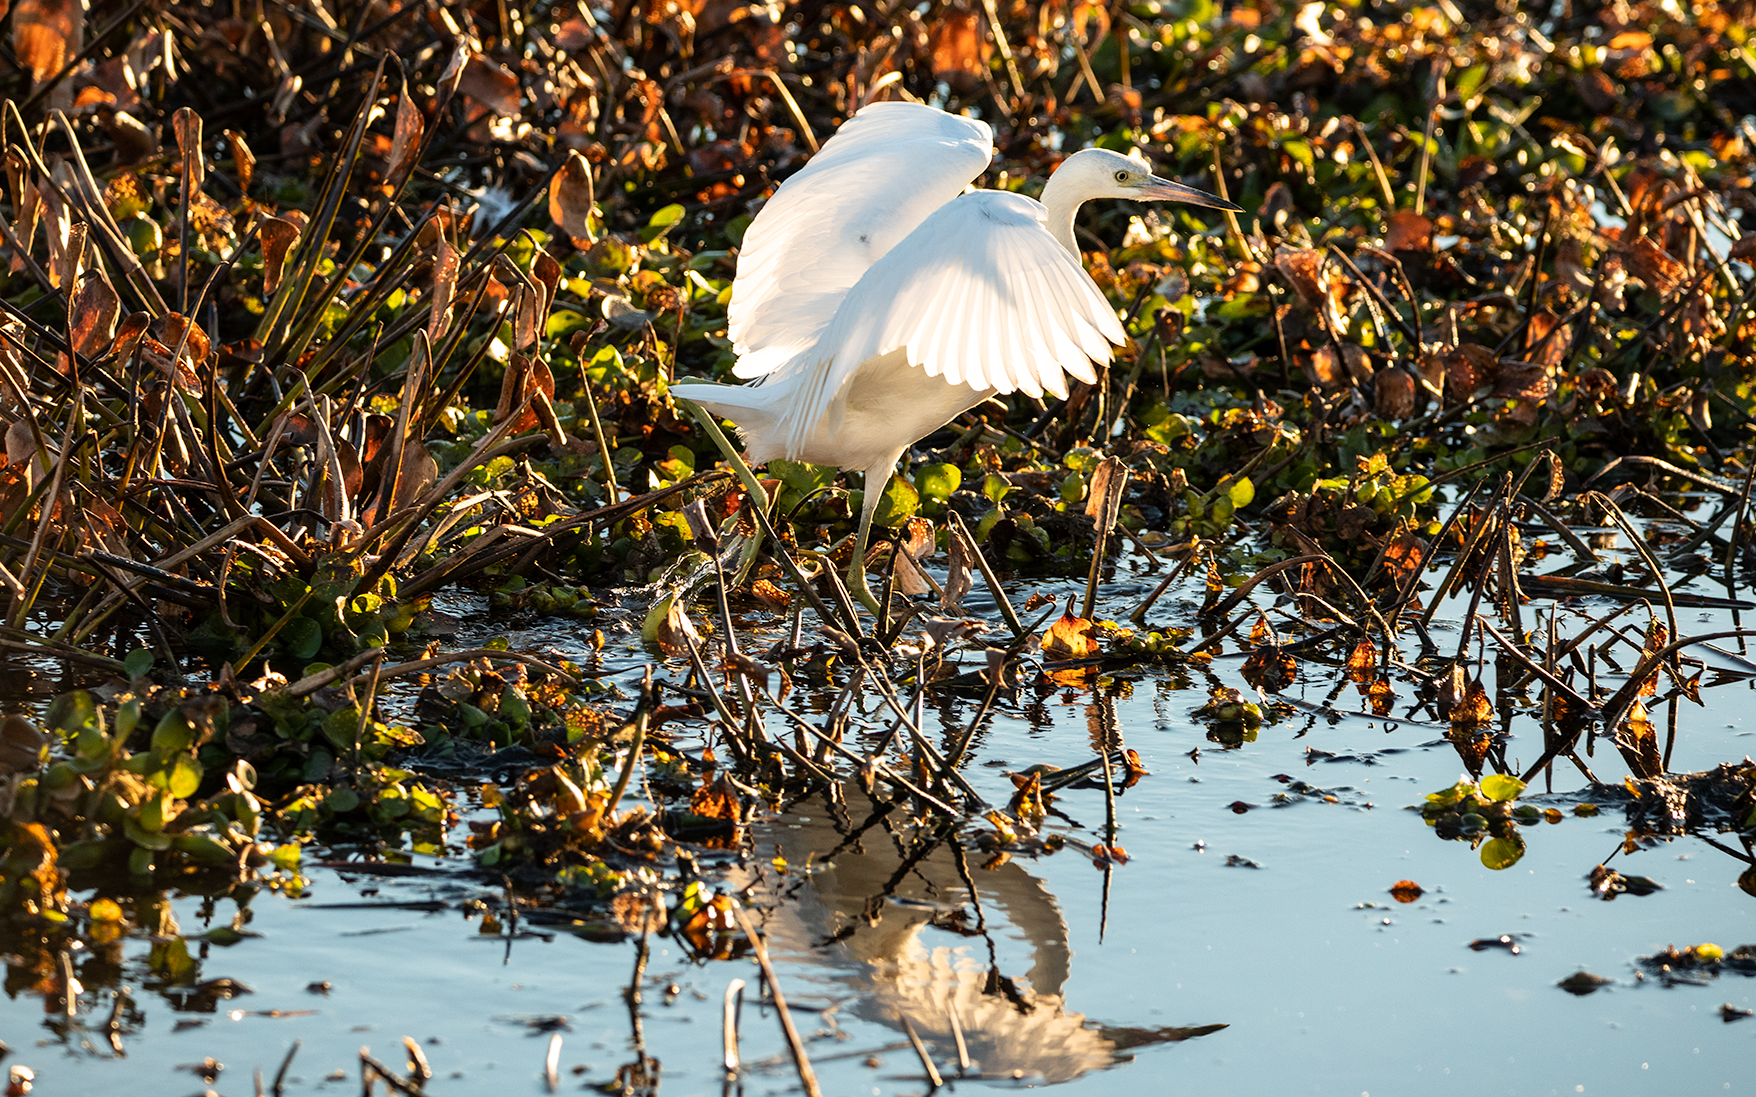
[846,562,883,616]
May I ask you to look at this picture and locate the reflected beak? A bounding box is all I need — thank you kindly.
[1138,175,1244,212]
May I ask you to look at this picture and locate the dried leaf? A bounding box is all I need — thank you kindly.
[750,578,790,610]
[1366,675,1395,716]
[1374,365,1417,419]
[1241,643,1296,691]
[1622,234,1683,296]
[1443,343,1498,403]
[1042,604,1100,660]
[1383,211,1432,253]
[495,354,556,433]
[427,233,458,342]
[457,52,521,117]
[224,128,254,192]
[548,150,597,247]
[389,440,436,513]
[1449,679,1493,730]
[689,774,740,821]
[1084,455,1129,534]
[386,89,424,189]
[5,419,40,490]
[186,190,234,249]
[173,107,205,193]
[1344,638,1377,680]
[928,5,990,91]
[941,525,973,615]
[259,215,302,295]
[14,0,78,85]
[1636,619,1668,697]
[68,268,119,358]
[1616,700,1662,779]
[653,598,700,659]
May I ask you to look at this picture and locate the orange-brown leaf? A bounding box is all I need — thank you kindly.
[548,150,597,247]
[13,0,77,84]
[1344,638,1377,680]
[1042,607,1100,660]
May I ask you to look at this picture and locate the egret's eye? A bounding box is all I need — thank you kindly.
[1114,170,1129,182]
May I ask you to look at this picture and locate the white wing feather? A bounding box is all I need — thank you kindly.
[728,102,993,379]
[773,190,1125,458]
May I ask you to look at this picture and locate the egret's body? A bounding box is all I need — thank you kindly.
[672,102,1239,610]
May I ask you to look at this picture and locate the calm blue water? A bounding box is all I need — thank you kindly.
[3,548,1754,1096]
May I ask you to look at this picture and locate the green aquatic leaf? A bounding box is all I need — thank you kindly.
[1480,834,1526,870]
[47,691,99,737]
[282,617,324,660]
[916,462,961,504]
[166,755,203,799]
[124,647,155,679]
[873,474,918,528]
[1480,774,1526,802]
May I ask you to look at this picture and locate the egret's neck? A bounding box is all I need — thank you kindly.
[1039,170,1086,257]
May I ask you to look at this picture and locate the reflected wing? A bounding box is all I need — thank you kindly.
[776,190,1123,457]
[729,102,993,379]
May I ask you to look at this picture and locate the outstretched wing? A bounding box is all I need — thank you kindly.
[729,102,993,379]
[776,190,1124,458]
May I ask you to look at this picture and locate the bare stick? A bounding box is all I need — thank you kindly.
[900,1012,944,1088]
[723,978,746,1076]
[732,903,823,1097]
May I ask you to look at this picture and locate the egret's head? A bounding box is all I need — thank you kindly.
[1058,147,1243,211]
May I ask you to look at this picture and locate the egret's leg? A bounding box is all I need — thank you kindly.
[847,483,883,616]
[847,452,907,617]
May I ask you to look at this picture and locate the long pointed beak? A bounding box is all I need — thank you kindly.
[1138,175,1244,212]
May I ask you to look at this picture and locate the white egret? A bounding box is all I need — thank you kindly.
[671,101,1241,612]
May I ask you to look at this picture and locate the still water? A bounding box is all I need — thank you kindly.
[2,537,1753,1096]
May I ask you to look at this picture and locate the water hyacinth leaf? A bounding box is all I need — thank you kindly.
[151,710,196,757]
[873,474,918,528]
[642,202,686,243]
[138,789,173,833]
[46,691,99,736]
[1479,774,1525,802]
[166,754,202,799]
[917,463,962,504]
[119,647,154,679]
[282,617,324,661]
[124,814,174,850]
[322,707,362,751]
[1479,833,1526,870]
[1425,779,1474,808]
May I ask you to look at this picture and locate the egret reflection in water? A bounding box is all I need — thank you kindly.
[735,784,1226,1084]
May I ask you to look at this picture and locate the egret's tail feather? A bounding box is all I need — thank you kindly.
[670,382,784,464]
